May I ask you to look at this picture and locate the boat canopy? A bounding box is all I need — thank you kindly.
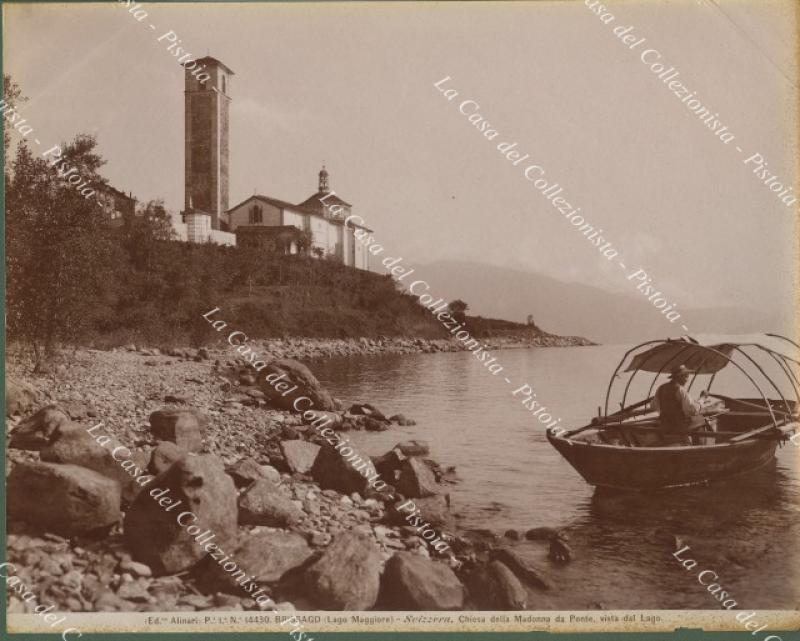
[605,333,800,423]
[624,334,800,374]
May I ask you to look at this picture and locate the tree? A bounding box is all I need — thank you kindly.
[3,74,26,156]
[296,229,313,255]
[6,134,118,365]
[112,199,178,320]
[236,246,264,297]
[121,199,174,267]
[448,299,469,326]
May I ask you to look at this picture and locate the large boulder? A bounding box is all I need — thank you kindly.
[549,535,572,564]
[348,403,387,421]
[7,461,122,537]
[123,455,238,575]
[364,417,390,432]
[8,405,71,450]
[5,378,41,417]
[380,552,464,610]
[259,359,335,411]
[148,441,188,476]
[489,547,552,590]
[60,401,93,420]
[149,408,206,452]
[310,445,368,495]
[281,440,320,474]
[238,479,304,527]
[226,457,278,489]
[467,561,528,609]
[395,458,439,499]
[339,415,368,431]
[202,530,313,593]
[40,424,149,504]
[394,440,429,457]
[305,530,382,610]
[372,447,407,483]
[525,527,561,541]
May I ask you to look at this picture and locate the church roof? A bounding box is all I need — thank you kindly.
[297,191,352,209]
[245,194,306,212]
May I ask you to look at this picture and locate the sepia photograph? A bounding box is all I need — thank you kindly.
[2,1,799,638]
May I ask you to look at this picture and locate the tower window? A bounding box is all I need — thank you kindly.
[249,204,263,224]
[222,76,226,93]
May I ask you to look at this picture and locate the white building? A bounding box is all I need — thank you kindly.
[172,208,237,246]
[227,167,371,269]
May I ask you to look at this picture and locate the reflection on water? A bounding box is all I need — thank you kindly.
[311,346,799,609]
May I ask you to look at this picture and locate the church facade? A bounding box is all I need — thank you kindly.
[176,56,371,269]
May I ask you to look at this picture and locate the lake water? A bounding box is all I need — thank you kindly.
[312,345,800,610]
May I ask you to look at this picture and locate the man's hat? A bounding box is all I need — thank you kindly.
[669,365,694,379]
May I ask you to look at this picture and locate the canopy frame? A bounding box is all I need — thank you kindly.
[604,335,799,431]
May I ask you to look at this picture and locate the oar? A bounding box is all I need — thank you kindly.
[730,420,797,443]
[707,393,794,418]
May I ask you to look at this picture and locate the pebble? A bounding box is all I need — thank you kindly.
[303,500,321,516]
[120,560,153,578]
[95,592,139,611]
[310,532,331,546]
[373,525,396,538]
[214,592,242,607]
[116,580,151,602]
[178,594,214,608]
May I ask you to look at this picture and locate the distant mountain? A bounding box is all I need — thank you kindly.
[412,260,788,345]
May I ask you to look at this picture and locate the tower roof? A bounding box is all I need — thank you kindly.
[193,56,235,75]
[297,165,351,210]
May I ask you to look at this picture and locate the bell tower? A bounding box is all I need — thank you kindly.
[318,165,330,193]
[184,57,234,230]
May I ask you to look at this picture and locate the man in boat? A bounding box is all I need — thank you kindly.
[652,365,708,445]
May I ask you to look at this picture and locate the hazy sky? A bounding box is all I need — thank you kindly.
[4,1,797,318]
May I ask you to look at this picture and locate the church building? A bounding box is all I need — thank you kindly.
[175,56,372,269]
[228,166,372,269]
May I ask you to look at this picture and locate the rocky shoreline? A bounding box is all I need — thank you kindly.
[5,346,573,615]
[122,333,594,363]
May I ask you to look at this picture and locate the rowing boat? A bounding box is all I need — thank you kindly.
[546,334,799,490]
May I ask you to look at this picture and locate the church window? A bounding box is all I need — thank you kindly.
[249,204,263,224]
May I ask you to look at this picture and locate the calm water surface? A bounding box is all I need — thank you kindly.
[312,346,799,609]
